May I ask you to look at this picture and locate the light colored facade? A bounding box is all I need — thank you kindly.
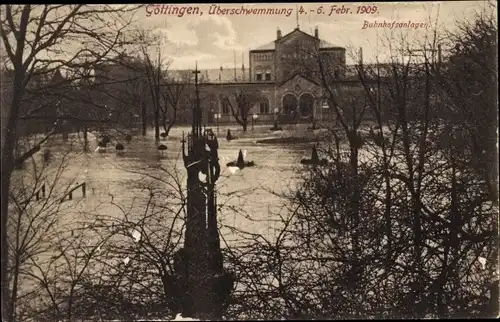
[196,26,347,124]
[69,27,351,125]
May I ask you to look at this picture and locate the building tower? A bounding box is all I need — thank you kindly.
[173,63,234,320]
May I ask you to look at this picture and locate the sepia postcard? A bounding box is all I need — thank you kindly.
[0,2,498,321]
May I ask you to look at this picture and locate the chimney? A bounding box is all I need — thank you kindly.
[277,28,282,40]
[314,26,319,38]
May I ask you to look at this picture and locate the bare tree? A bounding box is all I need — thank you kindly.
[5,140,116,322]
[45,150,253,321]
[433,7,498,204]
[133,30,173,142]
[160,71,192,137]
[222,12,497,320]
[0,5,142,320]
[220,89,264,132]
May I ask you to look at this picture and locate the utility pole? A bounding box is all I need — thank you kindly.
[233,51,237,81]
[173,62,234,320]
[154,47,161,142]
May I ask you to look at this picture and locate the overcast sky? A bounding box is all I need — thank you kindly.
[140,1,493,69]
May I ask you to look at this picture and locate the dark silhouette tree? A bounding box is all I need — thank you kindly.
[221,89,264,132]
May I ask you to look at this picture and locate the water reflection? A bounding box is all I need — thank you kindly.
[29,126,315,245]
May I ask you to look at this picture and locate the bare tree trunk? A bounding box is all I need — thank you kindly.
[62,123,69,141]
[142,101,147,136]
[1,67,25,322]
[154,106,160,141]
[162,112,167,134]
[8,209,23,322]
[1,169,12,322]
[486,81,499,205]
[83,126,88,152]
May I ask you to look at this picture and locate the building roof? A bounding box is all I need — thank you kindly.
[253,41,275,51]
[251,28,344,52]
[342,63,433,82]
[279,72,319,86]
[2,68,69,87]
[169,67,251,83]
[319,39,343,49]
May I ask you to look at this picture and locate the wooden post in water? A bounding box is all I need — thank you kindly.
[83,126,88,152]
[35,184,45,201]
[62,121,69,141]
[60,182,86,203]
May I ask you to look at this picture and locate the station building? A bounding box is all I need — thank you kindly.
[192,26,348,124]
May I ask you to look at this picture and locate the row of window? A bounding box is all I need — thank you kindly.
[252,49,344,62]
[281,51,344,61]
[257,67,341,81]
[255,72,272,81]
[325,51,344,60]
[253,53,273,61]
[221,100,270,115]
[282,52,310,60]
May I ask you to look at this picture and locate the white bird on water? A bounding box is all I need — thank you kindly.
[227,166,240,174]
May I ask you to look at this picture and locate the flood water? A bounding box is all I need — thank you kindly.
[6,124,328,316]
[17,124,320,248]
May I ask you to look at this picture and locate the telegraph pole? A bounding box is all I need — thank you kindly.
[173,62,234,320]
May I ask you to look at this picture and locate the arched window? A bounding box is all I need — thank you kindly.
[299,93,315,117]
[265,69,271,81]
[282,93,298,115]
[259,98,270,114]
[255,67,263,81]
[221,98,231,115]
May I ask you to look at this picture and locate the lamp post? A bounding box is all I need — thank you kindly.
[175,63,233,320]
[321,98,329,126]
[252,113,258,131]
[214,113,221,134]
[62,119,69,141]
[55,100,70,141]
[270,107,280,130]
